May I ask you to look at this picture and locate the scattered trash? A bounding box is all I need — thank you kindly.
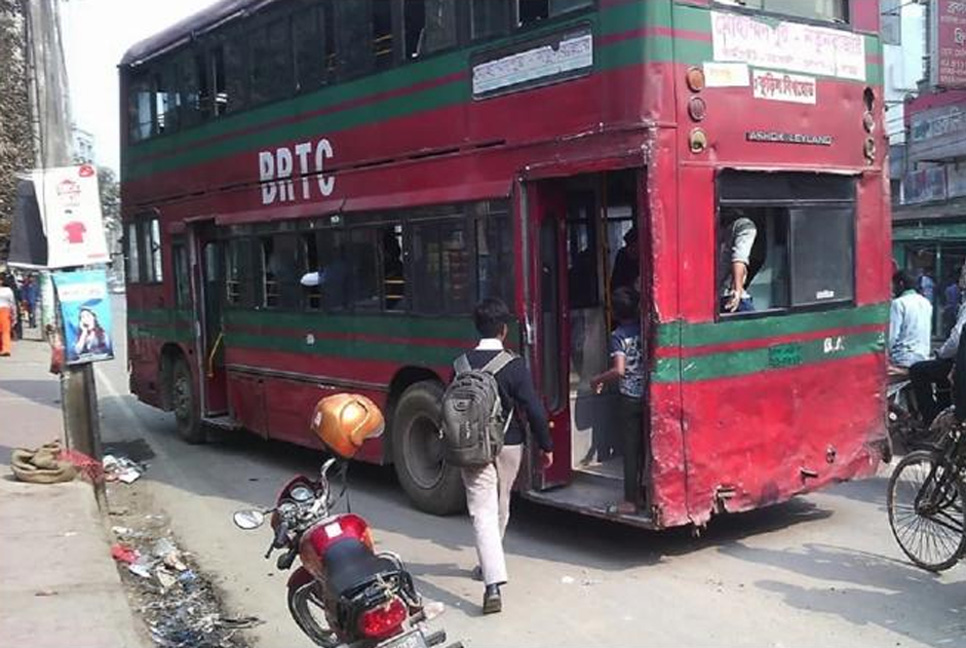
[111,543,139,564]
[103,454,145,484]
[152,538,177,557]
[62,531,77,537]
[561,576,575,585]
[216,616,263,630]
[112,506,250,647]
[155,568,177,592]
[34,590,58,597]
[128,555,155,579]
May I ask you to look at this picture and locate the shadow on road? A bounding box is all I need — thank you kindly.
[99,392,839,575]
[722,542,966,645]
[0,379,60,409]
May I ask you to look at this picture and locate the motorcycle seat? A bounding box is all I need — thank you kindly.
[323,538,398,598]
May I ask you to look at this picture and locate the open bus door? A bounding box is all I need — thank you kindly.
[525,171,652,525]
[187,220,228,417]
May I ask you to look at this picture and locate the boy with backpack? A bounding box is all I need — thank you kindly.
[442,298,553,615]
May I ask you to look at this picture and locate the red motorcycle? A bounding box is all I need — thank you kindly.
[232,394,457,648]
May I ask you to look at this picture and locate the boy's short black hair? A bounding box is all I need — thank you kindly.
[474,298,510,338]
[612,287,639,322]
[894,270,918,294]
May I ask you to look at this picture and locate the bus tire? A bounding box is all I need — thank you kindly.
[392,381,465,516]
[172,358,205,444]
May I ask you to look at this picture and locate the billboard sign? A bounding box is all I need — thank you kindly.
[33,165,109,269]
[52,268,114,365]
[931,0,966,88]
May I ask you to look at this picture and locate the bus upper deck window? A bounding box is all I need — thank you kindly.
[404,0,457,59]
[471,0,509,40]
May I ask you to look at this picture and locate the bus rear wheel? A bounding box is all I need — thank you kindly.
[172,359,205,444]
[392,381,465,515]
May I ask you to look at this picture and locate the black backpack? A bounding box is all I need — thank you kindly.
[440,351,515,467]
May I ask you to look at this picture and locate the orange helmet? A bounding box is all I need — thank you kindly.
[310,393,385,459]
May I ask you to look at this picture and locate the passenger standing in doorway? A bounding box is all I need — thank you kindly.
[611,226,639,294]
[591,287,645,514]
[719,215,758,313]
[457,298,553,615]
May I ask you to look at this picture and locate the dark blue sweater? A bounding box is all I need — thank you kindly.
[460,349,553,452]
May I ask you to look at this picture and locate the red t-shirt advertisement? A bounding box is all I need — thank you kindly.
[34,165,109,269]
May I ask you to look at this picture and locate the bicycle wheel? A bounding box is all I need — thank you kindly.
[888,450,966,572]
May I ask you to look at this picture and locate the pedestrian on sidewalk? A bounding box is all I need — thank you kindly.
[0,273,18,356]
[22,275,38,328]
[452,298,553,615]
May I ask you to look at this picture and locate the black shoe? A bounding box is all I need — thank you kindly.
[482,584,502,615]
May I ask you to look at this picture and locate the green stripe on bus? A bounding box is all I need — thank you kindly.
[653,328,884,383]
[656,303,888,349]
[224,331,462,366]
[222,309,479,340]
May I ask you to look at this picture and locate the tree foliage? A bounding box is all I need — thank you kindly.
[0,0,34,261]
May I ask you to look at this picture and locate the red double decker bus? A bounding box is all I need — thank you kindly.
[120,0,890,529]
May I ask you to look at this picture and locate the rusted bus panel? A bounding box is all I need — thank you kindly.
[677,353,883,526]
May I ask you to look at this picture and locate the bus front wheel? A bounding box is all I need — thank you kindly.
[392,381,465,515]
[172,359,205,444]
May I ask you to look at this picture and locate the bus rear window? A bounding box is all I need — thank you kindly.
[716,0,848,24]
[716,172,855,317]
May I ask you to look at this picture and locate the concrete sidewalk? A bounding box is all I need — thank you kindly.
[0,337,148,648]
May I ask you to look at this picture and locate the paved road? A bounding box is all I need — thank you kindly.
[96,297,966,647]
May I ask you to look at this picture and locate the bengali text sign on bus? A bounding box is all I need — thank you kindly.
[33,164,109,269]
[711,12,865,82]
[931,0,966,88]
[52,268,115,366]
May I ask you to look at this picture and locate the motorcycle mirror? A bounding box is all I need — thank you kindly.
[232,509,266,530]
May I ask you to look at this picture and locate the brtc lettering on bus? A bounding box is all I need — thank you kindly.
[258,139,335,205]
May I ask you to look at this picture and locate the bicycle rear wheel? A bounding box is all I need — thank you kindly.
[887,450,966,572]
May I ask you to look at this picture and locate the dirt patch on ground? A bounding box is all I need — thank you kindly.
[105,480,260,648]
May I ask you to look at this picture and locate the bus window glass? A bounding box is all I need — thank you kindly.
[717,172,854,316]
[126,222,141,283]
[404,0,458,59]
[339,0,375,78]
[373,0,394,70]
[517,0,549,26]
[214,37,247,115]
[717,0,848,23]
[320,229,349,311]
[566,202,599,309]
[412,219,470,314]
[790,208,854,306]
[475,202,513,303]
[226,239,252,306]
[301,232,322,310]
[153,69,179,135]
[128,75,153,141]
[322,1,338,77]
[148,219,163,282]
[258,236,275,307]
[383,225,406,310]
[177,53,201,127]
[251,17,292,104]
[549,0,592,16]
[347,228,381,309]
[294,6,324,92]
[471,0,509,39]
[173,245,190,308]
[270,233,300,310]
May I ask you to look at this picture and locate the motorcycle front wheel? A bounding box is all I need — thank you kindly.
[288,580,340,647]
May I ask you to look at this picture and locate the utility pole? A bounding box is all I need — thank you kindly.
[22,0,105,508]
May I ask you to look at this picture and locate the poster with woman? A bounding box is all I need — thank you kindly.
[52,269,114,365]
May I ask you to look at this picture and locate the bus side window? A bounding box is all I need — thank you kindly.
[717,172,855,317]
[226,238,253,307]
[337,0,376,79]
[404,0,458,59]
[301,232,322,311]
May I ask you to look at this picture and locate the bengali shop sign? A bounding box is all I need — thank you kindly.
[931,0,966,88]
[711,11,865,81]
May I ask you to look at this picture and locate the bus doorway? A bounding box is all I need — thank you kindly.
[529,170,651,521]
